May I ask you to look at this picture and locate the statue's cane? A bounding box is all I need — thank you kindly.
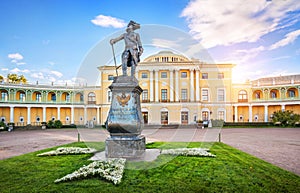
[111,44,118,76]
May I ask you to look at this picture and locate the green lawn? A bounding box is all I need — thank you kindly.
[0,142,299,193]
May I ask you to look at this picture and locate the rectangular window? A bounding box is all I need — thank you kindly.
[181,72,187,78]
[217,89,225,101]
[161,89,167,101]
[218,111,225,120]
[181,89,188,101]
[218,73,224,79]
[202,111,209,121]
[108,75,114,81]
[181,111,188,124]
[66,94,70,102]
[36,93,41,102]
[142,89,148,101]
[255,92,260,99]
[141,72,148,79]
[51,94,56,101]
[161,111,168,125]
[202,89,209,101]
[161,72,167,78]
[1,92,7,101]
[202,73,208,79]
[20,93,25,101]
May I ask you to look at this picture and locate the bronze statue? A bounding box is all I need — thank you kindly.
[110,20,143,77]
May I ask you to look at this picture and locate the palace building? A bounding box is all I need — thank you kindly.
[0,51,299,126]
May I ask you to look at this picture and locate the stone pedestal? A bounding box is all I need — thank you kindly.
[105,75,145,158]
[105,136,145,158]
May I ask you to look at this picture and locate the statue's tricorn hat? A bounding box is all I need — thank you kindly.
[127,20,140,30]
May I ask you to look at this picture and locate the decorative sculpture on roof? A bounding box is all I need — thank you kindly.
[110,20,143,77]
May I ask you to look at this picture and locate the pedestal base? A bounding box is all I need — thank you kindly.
[105,135,145,158]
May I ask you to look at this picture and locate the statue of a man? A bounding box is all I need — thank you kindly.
[110,20,143,77]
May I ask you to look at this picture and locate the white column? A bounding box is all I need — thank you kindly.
[150,70,154,102]
[96,107,100,125]
[43,107,46,122]
[57,107,61,120]
[10,106,14,123]
[195,70,200,101]
[234,105,238,122]
[175,69,179,102]
[84,107,87,124]
[190,69,194,101]
[264,105,268,122]
[281,104,285,111]
[27,107,31,124]
[71,107,75,124]
[169,69,174,102]
[155,70,159,102]
[248,105,252,122]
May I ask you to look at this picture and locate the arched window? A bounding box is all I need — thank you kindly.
[287,88,296,98]
[88,92,96,104]
[34,92,42,102]
[1,90,8,101]
[270,89,278,99]
[253,90,262,100]
[238,90,248,102]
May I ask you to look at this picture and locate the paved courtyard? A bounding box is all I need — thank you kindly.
[0,127,299,176]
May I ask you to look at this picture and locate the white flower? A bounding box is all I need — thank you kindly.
[161,148,216,157]
[54,158,126,185]
[37,147,97,156]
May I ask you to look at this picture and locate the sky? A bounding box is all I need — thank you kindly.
[0,0,300,85]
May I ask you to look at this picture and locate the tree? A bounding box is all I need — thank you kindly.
[18,75,27,84]
[7,74,27,84]
[7,74,18,83]
[0,75,3,82]
[272,110,300,127]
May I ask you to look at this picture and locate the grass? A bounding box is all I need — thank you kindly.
[0,142,299,193]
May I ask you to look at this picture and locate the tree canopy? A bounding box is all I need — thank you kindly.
[7,74,27,84]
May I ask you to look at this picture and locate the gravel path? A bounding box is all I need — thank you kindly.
[0,127,299,176]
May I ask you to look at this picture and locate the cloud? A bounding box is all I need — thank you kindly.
[31,72,44,79]
[1,68,8,71]
[10,68,30,74]
[217,46,266,65]
[91,15,126,28]
[151,38,180,49]
[50,70,63,78]
[48,61,55,65]
[181,0,300,48]
[8,53,23,61]
[269,29,300,50]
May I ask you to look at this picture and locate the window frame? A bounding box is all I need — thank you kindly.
[161,72,168,78]
[202,89,209,101]
[202,73,208,79]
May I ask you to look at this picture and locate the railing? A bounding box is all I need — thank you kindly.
[0,100,84,105]
[252,97,300,102]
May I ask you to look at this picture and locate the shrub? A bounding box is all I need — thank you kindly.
[272,110,300,127]
[54,120,63,128]
[0,121,7,130]
[47,120,54,128]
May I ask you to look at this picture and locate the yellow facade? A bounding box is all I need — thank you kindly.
[0,51,299,126]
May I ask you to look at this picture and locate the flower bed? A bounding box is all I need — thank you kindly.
[37,147,97,156]
[161,148,216,157]
[55,158,126,185]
